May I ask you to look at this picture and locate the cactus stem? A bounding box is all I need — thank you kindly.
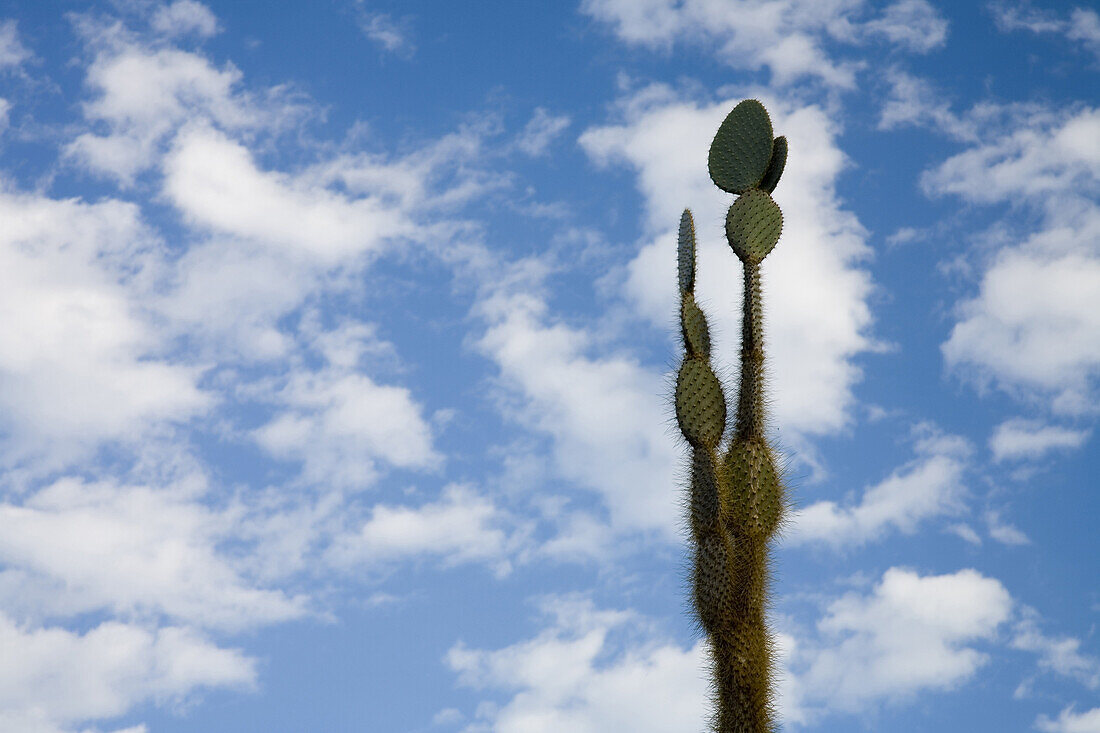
[736,262,766,440]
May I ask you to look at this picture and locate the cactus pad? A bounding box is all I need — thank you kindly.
[724,439,783,537]
[675,357,726,449]
[759,136,787,195]
[725,189,783,264]
[678,209,696,295]
[708,100,774,195]
[681,296,711,358]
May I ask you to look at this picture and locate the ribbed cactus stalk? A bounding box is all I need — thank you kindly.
[675,99,788,732]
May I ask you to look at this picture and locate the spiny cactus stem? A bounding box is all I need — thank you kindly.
[714,538,775,733]
[736,261,766,440]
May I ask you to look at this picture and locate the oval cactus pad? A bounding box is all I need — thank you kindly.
[675,357,726,449]
[725,189,783,264]
[708,99,774,194]
[678,208,696,295]
[759,135,787,194]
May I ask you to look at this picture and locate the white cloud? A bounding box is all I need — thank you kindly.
[329,484,519,576]
[164,125,417,262]
[251,320,440,489]
[863,0,948,52]
[989,418,1090,461]
[446,595,710,732]
[1037,706,1100,733]
[927,107,1100,412]
[793,567,1012,713]
[357,10,414,55]
[151,0,219,38]
[0,613,253,733]
[0,19,30,68]
[473,285,680,543]
[993,3,1100,61]
[448,569,1015,728]
[580,0,862,87]
[580,89,875,437]
[0,189,209,467]
[581,0,949,87]
[878,68,984,141]
[0,476,308,631]
[789,424,970,547]
[1013,610,1100,689]
[515,108,571,156]
[947,522,982,545]
[924,107,1100,204]
[67,38,266,183]
[985,510,1030,546]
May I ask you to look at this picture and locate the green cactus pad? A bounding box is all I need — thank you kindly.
[725,189,783,264]
[676,357,726,449]
[680,296,711,359]
[759,136,787,194]
[678,209,696,295]
[723,438,783,537]
[708,100,774,195]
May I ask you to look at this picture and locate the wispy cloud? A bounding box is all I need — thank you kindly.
[515,107,571,156]
[989,418,1090,462]
[151,0,219,38]
[789,424,971,548]
[356,7,414,56]
[0,19,30,68]
[1036,705,1100,733]
[992,2,1100,61]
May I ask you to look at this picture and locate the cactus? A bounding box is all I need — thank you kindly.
[674,99,788,732]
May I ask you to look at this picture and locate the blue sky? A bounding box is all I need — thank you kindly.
[0,1,1097,731]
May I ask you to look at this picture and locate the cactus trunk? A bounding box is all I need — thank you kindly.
[674,99,788,732]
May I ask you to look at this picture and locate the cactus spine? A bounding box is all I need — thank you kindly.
[675,99,788,732]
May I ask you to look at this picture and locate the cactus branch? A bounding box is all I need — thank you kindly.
[675,99,788,733]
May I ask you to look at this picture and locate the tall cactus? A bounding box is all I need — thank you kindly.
[675,99,788,732]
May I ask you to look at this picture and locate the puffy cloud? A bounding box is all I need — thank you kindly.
[251,319,440,488]
[448,568,1016,728]
[67,39,264,183]
[943,248,1100,411]
[989,418,1090,461]
[0,477,308,631]
[923,107,1100,204]
[0,613,253,733]
[581,89,875,437]
[163,125,417,262]
[793,567,1013,713]
[473,286,680,542]
[789,425,971,547]
[1037,706,1100,733]
[328,484,520,576]
[446,595,709,732]
[927,107,1100,412]
[0,189,208,467]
